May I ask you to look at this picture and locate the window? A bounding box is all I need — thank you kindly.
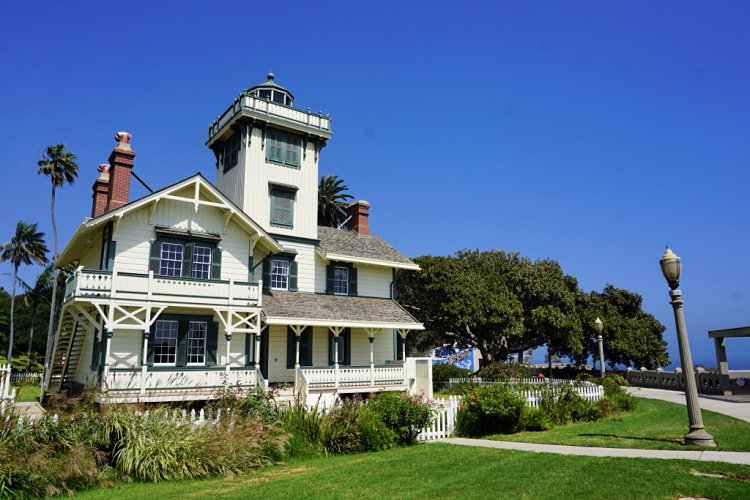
[154,320,179,365]
[270,188,294,227]
[159,243,183,277]
[326,263,358,296]
[187,321,207,365]
[266,129,301,168]
[150,234,222,281]
[148,315,218,368]
[271,259,290,290]
[192,246,212,279]
[333,267,349,295]
[222,134,240,171]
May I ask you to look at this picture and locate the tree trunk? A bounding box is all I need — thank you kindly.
[26,304,37,373]
[547,338,553,378]
[7,265,18,364]
[43,184,59,388]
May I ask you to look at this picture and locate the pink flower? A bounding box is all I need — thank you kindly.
[538,373,545,378]
[235,395,241,400]
[460,405,466,411]
[470,401,475,406]
[471,395,477,401]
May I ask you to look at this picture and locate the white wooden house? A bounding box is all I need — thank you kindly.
[45,74,429,404]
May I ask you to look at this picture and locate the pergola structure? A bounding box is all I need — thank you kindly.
[708,325,750,396]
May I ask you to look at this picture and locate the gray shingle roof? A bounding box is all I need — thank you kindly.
[262,291,421,327]
[317,226,415,266]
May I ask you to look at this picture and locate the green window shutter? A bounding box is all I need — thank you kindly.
[149,240,161,274]
[181,243,194,278]
[211,247,222,280]
[147,332,155,367]
[176,319,188,367]
[286,328,296,369]
[328,332,334,366]
[326,265,334,294]
[343,328,351,366]
[206,321,219,366]
[106,241,117,271]
[289,261,299,292]
[391,269,397,299]
[301,327,313,366]
[245,333,255,367]
[262,259,271,290]
[285,136,300,167]
[247,255,254,282]
[348,267,358,297]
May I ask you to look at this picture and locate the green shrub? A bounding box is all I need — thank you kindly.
[456,384,526,437]
[600,376,637,414]
[432,363,472,386]
[280,401,324,457]
[539,385,599,425]
[519,407,554,432]
[320,399,363,454]
[477,361,530,381]
[367,391,435,445]
[358,409,396,451]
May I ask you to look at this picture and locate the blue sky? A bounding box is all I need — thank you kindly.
[1,1,748,368]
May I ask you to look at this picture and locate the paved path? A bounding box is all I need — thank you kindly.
[440,438,750,465]
[625,387,750,423]
[12,402,45,417]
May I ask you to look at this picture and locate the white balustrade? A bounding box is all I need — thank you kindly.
[300,366,405,389]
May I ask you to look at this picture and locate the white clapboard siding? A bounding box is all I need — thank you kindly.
[356,266,393,299]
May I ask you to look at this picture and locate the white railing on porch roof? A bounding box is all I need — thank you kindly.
[300,365,405,389]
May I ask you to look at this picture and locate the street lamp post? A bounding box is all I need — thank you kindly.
[594,318,605,378]
[659,247,716,447]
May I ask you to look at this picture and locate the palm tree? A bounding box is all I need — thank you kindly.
[318,175,354,227]
[0,221,49,364]
[18,267,52,372]
[37,144,79,379]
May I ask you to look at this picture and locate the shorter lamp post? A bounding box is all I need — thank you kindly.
[660,247,716,447]
[594,317,605,378]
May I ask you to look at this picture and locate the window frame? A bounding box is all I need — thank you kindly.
[191,245,213,280]
[270,187,295,228]
[265,129,302,169]
[186,321,208,366]
[222,133,241,172]
[153,320,179,366]
[333,266,349,296]
[159,242,184,277]
[271,259,290,291]
[150,231,221,281]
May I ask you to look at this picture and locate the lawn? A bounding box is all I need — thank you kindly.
[489,398,750,451]
[13,384,40,403]
[77,443,750,499]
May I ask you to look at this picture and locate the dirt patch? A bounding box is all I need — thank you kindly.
[186,467,312,498]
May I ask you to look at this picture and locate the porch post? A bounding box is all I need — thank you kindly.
[225,332,232,375]
[368,332,376,386]
[102,330,113,390]
[141,331,150,395]
[714,337,731,396]
[329,326,344,389]
[398,329,409,386]
[255,313,262,366]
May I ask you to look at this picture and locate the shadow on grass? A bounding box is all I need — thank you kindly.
[578,433,684,445]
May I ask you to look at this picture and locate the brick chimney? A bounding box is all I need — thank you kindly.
[91,164,110,218]
[346,200,370,235]
[105,131,136,212]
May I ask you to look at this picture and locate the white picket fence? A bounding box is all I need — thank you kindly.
[10,372,41,384]
[0,365,15,402]
[447,377,580,387]
[417,383,604,441]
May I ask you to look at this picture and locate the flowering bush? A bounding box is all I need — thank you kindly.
[456,384,525,437]
[367,391,436,444]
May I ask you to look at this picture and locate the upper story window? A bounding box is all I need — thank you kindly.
[270,187,295,228]
[333,267,349,295]
[266,129,301,168]
[262,255,298,292]
[150,230,222,280]
[222,134,240,172]
[271,259,290,290]
[326,263,358,297]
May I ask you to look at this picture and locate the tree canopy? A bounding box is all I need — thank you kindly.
[318,175,354,227]
[397,249,669,369]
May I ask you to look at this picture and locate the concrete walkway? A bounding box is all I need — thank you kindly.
[625,387,750,423]
[441,438,750,465]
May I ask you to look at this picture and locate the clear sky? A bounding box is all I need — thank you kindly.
[1,1,748,368]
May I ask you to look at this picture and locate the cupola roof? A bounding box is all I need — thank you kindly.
[245,72,294,104]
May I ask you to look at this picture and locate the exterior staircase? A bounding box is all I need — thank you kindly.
[46,314,85,395]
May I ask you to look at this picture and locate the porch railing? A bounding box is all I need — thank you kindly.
[64,268,262,307]
[300,365,405,389]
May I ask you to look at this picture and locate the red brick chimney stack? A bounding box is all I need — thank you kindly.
[91,164,111,218]
[105,131,136,212]
[346,200,370,235]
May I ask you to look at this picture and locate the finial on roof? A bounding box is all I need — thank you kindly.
[267,72,275,81]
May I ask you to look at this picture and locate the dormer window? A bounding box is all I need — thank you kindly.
[149,228,222,281]
[333,267,349,295]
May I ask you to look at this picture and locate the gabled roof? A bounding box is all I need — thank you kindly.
[316,226,420,270]
[57,174,282,267]
[262,290,424,330]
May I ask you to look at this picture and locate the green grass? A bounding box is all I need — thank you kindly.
[13,384,40,402]
[76,443,750,499]
[489,398,750,451]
